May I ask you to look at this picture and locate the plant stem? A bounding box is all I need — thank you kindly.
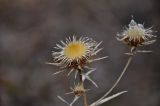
[94,55,133,104]
[78,69,89,106]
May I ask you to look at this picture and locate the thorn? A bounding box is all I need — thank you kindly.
[125,53,133,56]
[75,71,78,79]
[46,62,61,66]
[67,69,74,77]
[89,56,108,62]
[137,50,152,53]
[57,96,69,105]
[52,70,66,76]
[90,91,128,106]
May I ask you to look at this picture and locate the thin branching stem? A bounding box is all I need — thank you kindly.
[78,69,89,106]
[94,53,133,104]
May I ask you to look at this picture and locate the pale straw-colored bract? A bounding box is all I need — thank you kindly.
[117,19,156,47]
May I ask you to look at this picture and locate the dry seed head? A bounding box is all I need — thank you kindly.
[52,36,103,70]
[117,19,156,47]
[72,83,84,96]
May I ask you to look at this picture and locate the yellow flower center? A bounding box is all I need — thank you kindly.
[64,41,87,59]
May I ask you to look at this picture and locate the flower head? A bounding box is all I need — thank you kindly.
[72,83,85,96]
[52,36,96,68]
[57,83,90,106]
[65,83,90,96]
[48,36,108,76]
[117,19,156,47]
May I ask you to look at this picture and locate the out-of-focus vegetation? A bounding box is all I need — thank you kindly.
[0,0,160,106]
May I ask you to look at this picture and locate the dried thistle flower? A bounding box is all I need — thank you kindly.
[117,19,156,47]
[47,36,108,76]
[67,83,85,96]
[58,83,90,106]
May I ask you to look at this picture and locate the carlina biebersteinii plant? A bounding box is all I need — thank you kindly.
[47,36,127,106]
[99,18,157,106]
[91,18,157,106]
[47,18,156,106]
[115,18,156,78]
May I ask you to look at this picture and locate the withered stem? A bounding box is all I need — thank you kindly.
[78,69,89,106]
[94,51,134,104]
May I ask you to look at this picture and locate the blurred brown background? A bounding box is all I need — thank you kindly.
[0,0,160,106]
